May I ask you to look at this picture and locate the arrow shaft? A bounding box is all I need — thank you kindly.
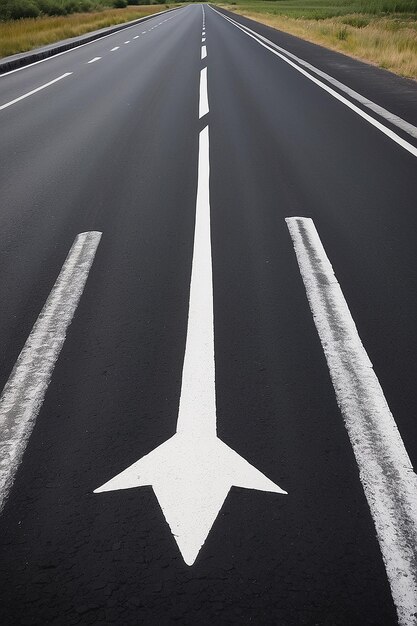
[176,125,216,439]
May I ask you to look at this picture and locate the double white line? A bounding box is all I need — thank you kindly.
[209,5,417,159]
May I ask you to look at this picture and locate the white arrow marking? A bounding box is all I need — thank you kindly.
[94,126,286,566]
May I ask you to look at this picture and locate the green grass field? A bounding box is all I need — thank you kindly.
[220,0,417,78]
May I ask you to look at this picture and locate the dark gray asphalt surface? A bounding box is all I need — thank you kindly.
[0,4,417,624]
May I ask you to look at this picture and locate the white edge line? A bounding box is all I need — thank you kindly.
[0,72,72,111]
[286,216,417,626]
[209,5,417,157]
[0,7,181,77]
[0,231,102,514]
[214,8,417,141]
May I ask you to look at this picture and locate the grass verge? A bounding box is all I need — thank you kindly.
[218,1,417,79]
[0,4,173,59]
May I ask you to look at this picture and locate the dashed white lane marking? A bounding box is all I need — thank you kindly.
[202,37,206,43]
[0,73,72,111]
[0,231,102,513]
[0,6,179,77]
[124,41,130,44]
[142,31,146,34]
[111,46,119,51]
[210,6,417,158]
[95,126,285,566]
[286,217,417,626]
[201,45,207,60]
[199,67,209,118]
[134,35,139,39]
[87,56,101,64]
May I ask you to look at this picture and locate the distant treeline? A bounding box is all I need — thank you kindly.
[0,0,182,21]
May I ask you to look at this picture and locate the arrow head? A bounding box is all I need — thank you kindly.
[95,433,286,565]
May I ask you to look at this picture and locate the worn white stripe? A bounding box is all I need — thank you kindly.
[111,46,119,51]
[201,45,207,60]
[286,217,417,626]
[134,36,139,39]
[199,67,209,118]
[0,73,72,111]
[87,56,101,64]
[210,6,417,158]
[0,231,102,513]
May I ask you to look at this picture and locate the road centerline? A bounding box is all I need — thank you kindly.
[199,67,209,118]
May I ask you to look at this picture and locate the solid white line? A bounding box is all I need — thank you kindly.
[176,125,215,438]
[0,72,72,111]
[199,67,209,118]
[0,7,180,77]
[111,46,119,51]
[0,231,101,513]
[286,217,417,626]
[201,45,207,60]
[210,6,417,158]
[87,56,101,64]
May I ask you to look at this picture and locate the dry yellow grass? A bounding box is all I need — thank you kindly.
[223,8,417,79]
[0,5,172,59]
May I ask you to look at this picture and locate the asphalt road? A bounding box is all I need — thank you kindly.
[0,4,417,624]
